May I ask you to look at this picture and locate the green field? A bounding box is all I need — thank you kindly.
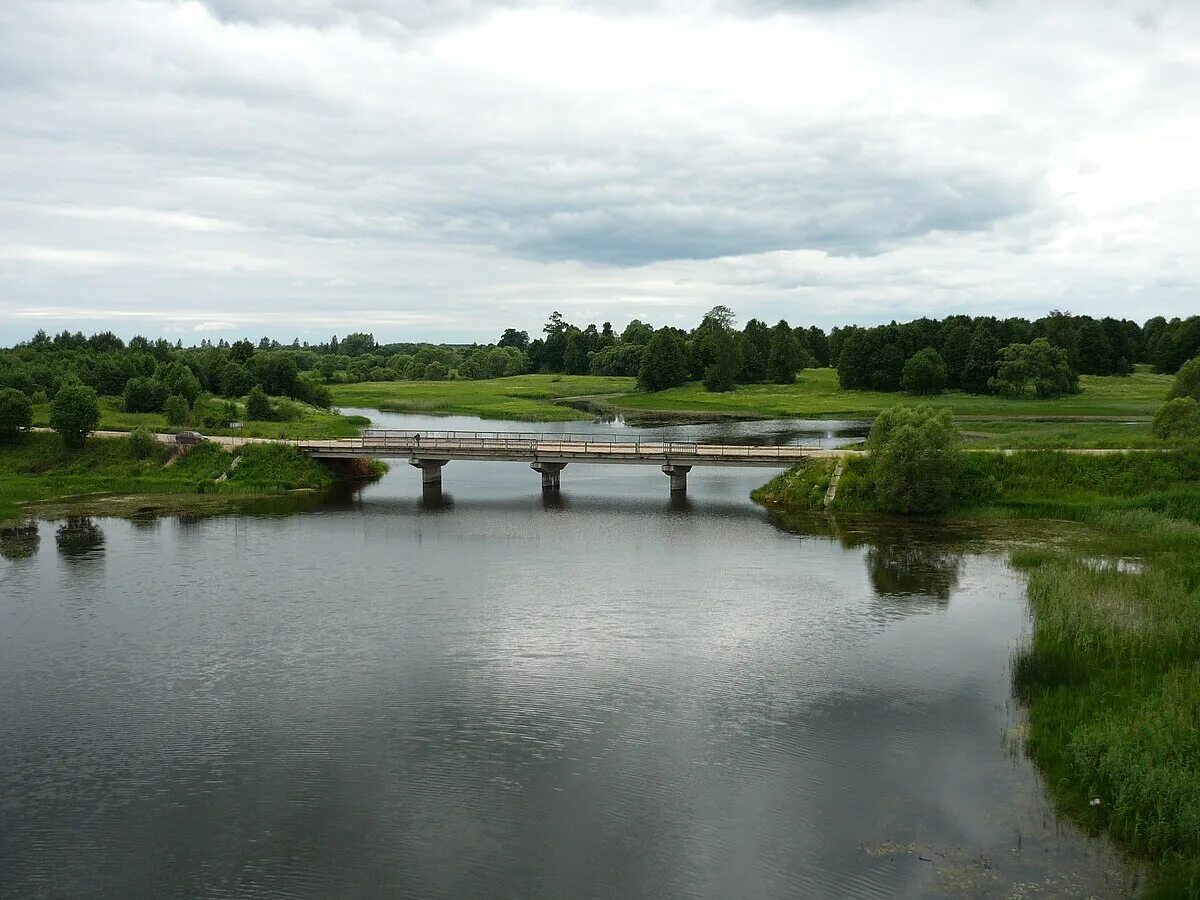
[331,375,636,421]
[606,366,1170,419]
[0,432,341,523]
[329,368,1170,424]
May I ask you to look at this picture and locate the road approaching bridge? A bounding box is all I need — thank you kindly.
[296,429,839,492]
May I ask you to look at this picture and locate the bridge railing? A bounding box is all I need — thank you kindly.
[294,429,826,457]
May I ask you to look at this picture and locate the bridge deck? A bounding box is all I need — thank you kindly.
[297,429,834,466]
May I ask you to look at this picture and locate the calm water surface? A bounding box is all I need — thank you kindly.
[0,415,1137,898]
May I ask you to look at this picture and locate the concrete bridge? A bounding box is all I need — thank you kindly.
[297,429,836,493]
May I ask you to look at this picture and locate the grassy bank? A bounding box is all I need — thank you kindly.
[754,451,1200,895]
[30,396,370,440]
[331,375,636,422]
[0,432,362,523]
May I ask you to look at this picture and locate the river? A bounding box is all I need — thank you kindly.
[0,412,1139,898]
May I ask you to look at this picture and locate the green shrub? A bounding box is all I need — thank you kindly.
[49,383,100,448]
[1153,397,1200,439]
[122,376,167,413]
[127,428,159,459]
[0,388,33,438]
[163,394,191,427]
[868,405,962,513]
[245,385,273,420]
[1168,356,1200,402]
[900,348,948,395]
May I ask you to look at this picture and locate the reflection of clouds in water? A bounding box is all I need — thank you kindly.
[1,522,40,561]
[54,517,103,561]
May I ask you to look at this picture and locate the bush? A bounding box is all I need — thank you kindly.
[868,405,962,513]
[900,348,948,395]
[127,427,159,459]
[49,383,100,448]
[122,376,167,413]
[1168,356,1200,402]
[0,387,33,438]
[1153,397,1200,439]
[163,394,191,427]
[245,386,273,420]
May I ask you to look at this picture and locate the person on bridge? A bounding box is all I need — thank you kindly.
[413,432,421,448]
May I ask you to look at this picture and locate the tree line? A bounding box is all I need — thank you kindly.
[0,310,1196,432]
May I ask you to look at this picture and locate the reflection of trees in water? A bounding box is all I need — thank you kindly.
[865,538,963,601]
[768,510,967,604]
[1,522,40,561]
[55,516,104,560]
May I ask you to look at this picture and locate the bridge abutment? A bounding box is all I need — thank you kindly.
[531,461,566,490]
[410,458,449,485]
[662,464,692,493]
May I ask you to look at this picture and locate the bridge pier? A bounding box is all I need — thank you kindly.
[410,458,449,486]
[662,464,692,493]
[531,461,566,490]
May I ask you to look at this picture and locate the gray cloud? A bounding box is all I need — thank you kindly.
[0,0,1197,341]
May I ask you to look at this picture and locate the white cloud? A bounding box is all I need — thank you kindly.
[0,0,1196,342]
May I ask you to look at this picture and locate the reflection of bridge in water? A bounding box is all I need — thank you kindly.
[298,430,845,493]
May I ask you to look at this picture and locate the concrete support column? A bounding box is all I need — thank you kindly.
[410,458,448,486]
[531,461,567,490]
[662,464,692,493]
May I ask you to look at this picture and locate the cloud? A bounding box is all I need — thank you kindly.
[0,0,1197,341]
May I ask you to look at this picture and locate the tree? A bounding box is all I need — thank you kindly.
[989,339,1078,399]
[157,362,202,405]
[339,332,376,356]
[1152,398,1200,439]
[868,405,962,514]
[621,319,654,345]
[702,328,739,392]
[245,385,273,420]
[220,362,256,397]
[1168,356,1200,402]
[424,361,448,381]
[836,329,873,389]
[163,394,190,427]
[229,338,255,363]
[0,388,33,438]
[590,344,644,376]
[960,325,1000,394]
[49,384,100,448]
[498,328,530,351]
[123,376,167,413]
[637,330,688,392]
[562,330,590,375]
[766,319,801,384]
[900,348,948,395]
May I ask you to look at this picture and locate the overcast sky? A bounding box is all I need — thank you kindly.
[1,0,1197,344]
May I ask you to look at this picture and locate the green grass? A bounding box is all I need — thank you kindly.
[609,366,1170,419]
[330,375,636,421]
[958,419,1198,450]
[0,432,336,523]
[30,396,369,440]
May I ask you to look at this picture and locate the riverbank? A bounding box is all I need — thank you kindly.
[0,432,381,524]
[754,451,1200,896]
[327,369,1177,447]
[30,396,370,440]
